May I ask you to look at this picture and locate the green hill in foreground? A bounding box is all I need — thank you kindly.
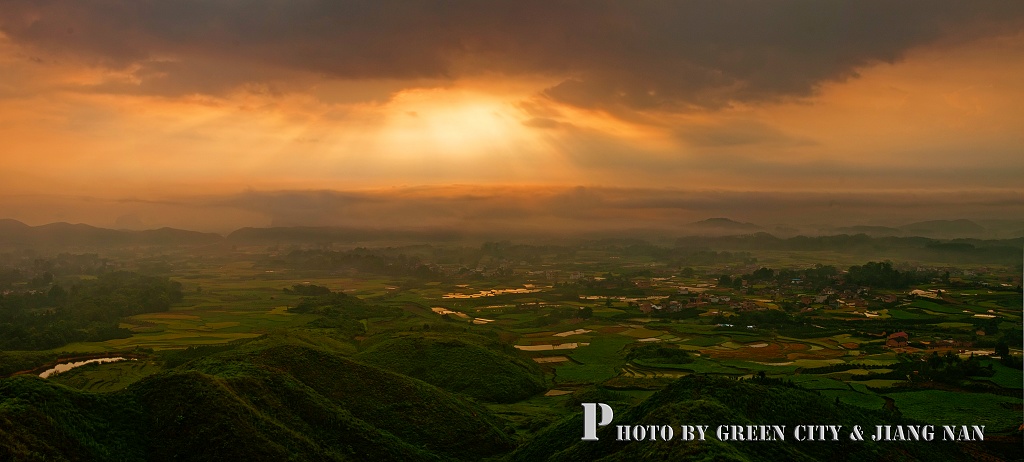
[3,335,1019,461]
[510,375,997,462]
[0,340,514,461]
[356,333,546,403]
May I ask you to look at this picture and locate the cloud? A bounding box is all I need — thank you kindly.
[521,117,572,130]
[196,186,1024,233]
[675,120,816,148]
[2,1,1021,110]
[1,187,1021,235]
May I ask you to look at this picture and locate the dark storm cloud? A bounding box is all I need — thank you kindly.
[2,1,1021,109]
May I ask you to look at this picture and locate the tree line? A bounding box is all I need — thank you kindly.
[0,271,182,350]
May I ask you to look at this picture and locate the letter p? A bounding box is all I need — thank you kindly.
[581,403,614,441]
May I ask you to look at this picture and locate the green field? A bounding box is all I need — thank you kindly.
[886,390,1023,431]
[2,240,1021,460]
[555,336,635,383]
[49,360,162,392]
[976,359,1024,389]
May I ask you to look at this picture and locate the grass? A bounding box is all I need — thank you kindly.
[718,359,800,374]
[53,332,265,353]
[791,358,847,368]
[788,375,848,390]
[634,356,750,375]
[859,379,905,388]
[4,249,1020,461]
[356,333,546,403]
[910,300,965,315]
[823,368,891,379]
[680,336,725,347]
[932,322,976,330]
[44,303,318,353]
[618,327,664,338]
[976,359,1024,389]
[1,335,517,461]
[49,360,162,392]
[887,309,933,320]
[885,390,1023,431]
[554,336,634,384]
[818,387,886,410]
[852,354,900,366]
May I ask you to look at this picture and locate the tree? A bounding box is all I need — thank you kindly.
[47,284,67,304]
[995,340,1010,358]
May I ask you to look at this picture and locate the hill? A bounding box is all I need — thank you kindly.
[687,218,763,235]
[226,226,463,244]
[673,233,1023,265]
[356,333,546,403]
[832,225,903,237]
[0,219,222,249]
[901,219,986,238]
[510,375,980,462]
[0,338,515,461]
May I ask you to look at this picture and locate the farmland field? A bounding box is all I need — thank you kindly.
[886,390,1023,431]
[2,237,1021,461]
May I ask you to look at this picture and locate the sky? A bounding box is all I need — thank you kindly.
[1,1,1022,234]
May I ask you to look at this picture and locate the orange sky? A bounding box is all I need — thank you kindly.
[0,2,1021,232]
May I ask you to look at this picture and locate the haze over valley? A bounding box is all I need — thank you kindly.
[1,2,1022,461]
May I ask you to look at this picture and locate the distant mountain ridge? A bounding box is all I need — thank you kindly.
[227,225,464,243]
[686,217,1016,239]
[0,219,222,248]
[900,219,986,237]
[690,217,762,230]
[682,217,763,236]
[0,217,1019,249]
[832,225,903,237]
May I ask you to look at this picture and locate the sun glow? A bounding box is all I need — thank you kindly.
[377,89,536,159]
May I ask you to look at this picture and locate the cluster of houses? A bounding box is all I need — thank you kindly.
[930,338,974,349]
[885,332,909,348]
[632,290,777,314]
[882,332,978,352]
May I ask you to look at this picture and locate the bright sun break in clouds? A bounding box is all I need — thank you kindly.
[0,2,1021,231]
[381,89,527,157]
